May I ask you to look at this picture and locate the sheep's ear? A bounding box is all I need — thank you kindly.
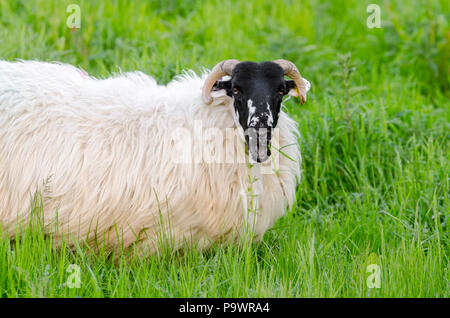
[211,80,232,98]
[286,78,311,97]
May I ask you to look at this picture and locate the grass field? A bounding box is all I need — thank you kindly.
[0,0,449,297]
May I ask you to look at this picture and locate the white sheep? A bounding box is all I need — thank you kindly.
[0,59,309,255]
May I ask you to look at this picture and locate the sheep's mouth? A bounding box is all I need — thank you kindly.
[246,129,272,163]
[249,145,271,163]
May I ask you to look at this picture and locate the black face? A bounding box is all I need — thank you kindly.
[213,61,296,163]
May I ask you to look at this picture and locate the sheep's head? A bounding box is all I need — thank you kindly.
[202,59,310,163]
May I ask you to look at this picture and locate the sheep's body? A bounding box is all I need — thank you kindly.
[0,61,300,254]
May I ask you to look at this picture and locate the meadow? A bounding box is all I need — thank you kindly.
[0,0,448,297]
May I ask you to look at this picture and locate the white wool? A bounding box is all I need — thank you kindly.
[0,60,301,255]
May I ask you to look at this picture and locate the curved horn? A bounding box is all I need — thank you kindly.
[202,59,241,105]
[273,59,306,104]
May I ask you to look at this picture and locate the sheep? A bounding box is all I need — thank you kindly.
[0,59,310,256]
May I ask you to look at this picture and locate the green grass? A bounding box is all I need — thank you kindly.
[0,0,449,297]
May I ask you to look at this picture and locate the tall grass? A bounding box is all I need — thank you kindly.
[0,0,448,297]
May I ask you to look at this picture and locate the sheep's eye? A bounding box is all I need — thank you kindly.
[233,88,240,95]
